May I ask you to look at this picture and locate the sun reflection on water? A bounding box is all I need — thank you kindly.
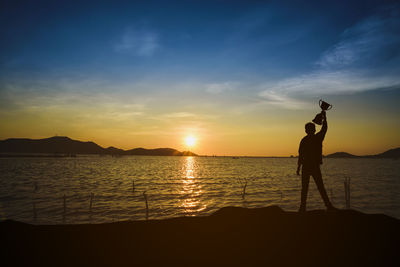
[180,157,206,214]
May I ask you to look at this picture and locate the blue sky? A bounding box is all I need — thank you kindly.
[2,0,399,81]
[0,0,399,155]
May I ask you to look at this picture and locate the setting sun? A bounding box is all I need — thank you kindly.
[185,136,197,147]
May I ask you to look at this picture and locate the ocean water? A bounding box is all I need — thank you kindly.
[0,156,399,224]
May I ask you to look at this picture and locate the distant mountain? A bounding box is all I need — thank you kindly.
[0,136,104,154]
[126,147,176,156]
[0,136,197,156]
[325,147,400,159]
[374,147,400,158]
[325,152,358,158]
[125,147,196,156]
[105,146,125,154]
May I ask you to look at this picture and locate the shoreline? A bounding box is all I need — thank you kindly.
[1,206,399,266]
[1,153,399,159]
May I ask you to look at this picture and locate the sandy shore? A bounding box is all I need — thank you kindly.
[1,206,399,266]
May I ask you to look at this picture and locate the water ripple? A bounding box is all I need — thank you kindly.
[0,156,399,224]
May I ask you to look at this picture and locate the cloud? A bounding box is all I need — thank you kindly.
[163,112,196,118]
[115,28,160,56]
[317,9,400,69]
[258,6,400,109]
[0,78,149,115]
[257,90,308,110]
[205,82,237,94]
[260,71,399,95]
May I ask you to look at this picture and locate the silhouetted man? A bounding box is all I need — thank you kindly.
[297,111,336,212]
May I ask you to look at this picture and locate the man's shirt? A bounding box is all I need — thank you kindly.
[298,122,327,166]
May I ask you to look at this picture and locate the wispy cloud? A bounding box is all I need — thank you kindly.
[257,90,308,110]
[115,28,160,56]
[317,9,400,69]
[0,78,149,115]
[260,71,399,96]
[258,6,400,108]
[163,112,196,118]
[205,82,237,94]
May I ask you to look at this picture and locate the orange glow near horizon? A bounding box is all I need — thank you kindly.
[0,97,399,157]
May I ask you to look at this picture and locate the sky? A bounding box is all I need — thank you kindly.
[1,0,399,156]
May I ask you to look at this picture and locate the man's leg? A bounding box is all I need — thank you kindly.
[299,167,310,212]
[311,167,332,208]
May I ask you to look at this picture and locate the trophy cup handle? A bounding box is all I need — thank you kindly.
[327,104,332,110]
[319,99,323,108]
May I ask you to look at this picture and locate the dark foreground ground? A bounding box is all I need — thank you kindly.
[1,206,399,267]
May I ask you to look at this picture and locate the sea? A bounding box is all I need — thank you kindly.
[0,156,399,224]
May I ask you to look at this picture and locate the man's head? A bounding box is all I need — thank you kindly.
[305,122,316,135]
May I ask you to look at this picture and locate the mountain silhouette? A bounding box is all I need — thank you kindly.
[0,136,197,156]
[325,152,358,158]
[105,146,125,154]
[125,147,191,156]
[374,147,400,158]
[325,147,400,158]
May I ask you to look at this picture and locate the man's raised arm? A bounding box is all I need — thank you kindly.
[318,111,328,140]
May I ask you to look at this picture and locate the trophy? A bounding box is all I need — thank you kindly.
[312,100,332,125]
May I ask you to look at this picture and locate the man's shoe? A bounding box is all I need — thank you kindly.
[298,206,306,213]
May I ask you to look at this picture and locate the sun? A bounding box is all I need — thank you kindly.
[184,136,197,147]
